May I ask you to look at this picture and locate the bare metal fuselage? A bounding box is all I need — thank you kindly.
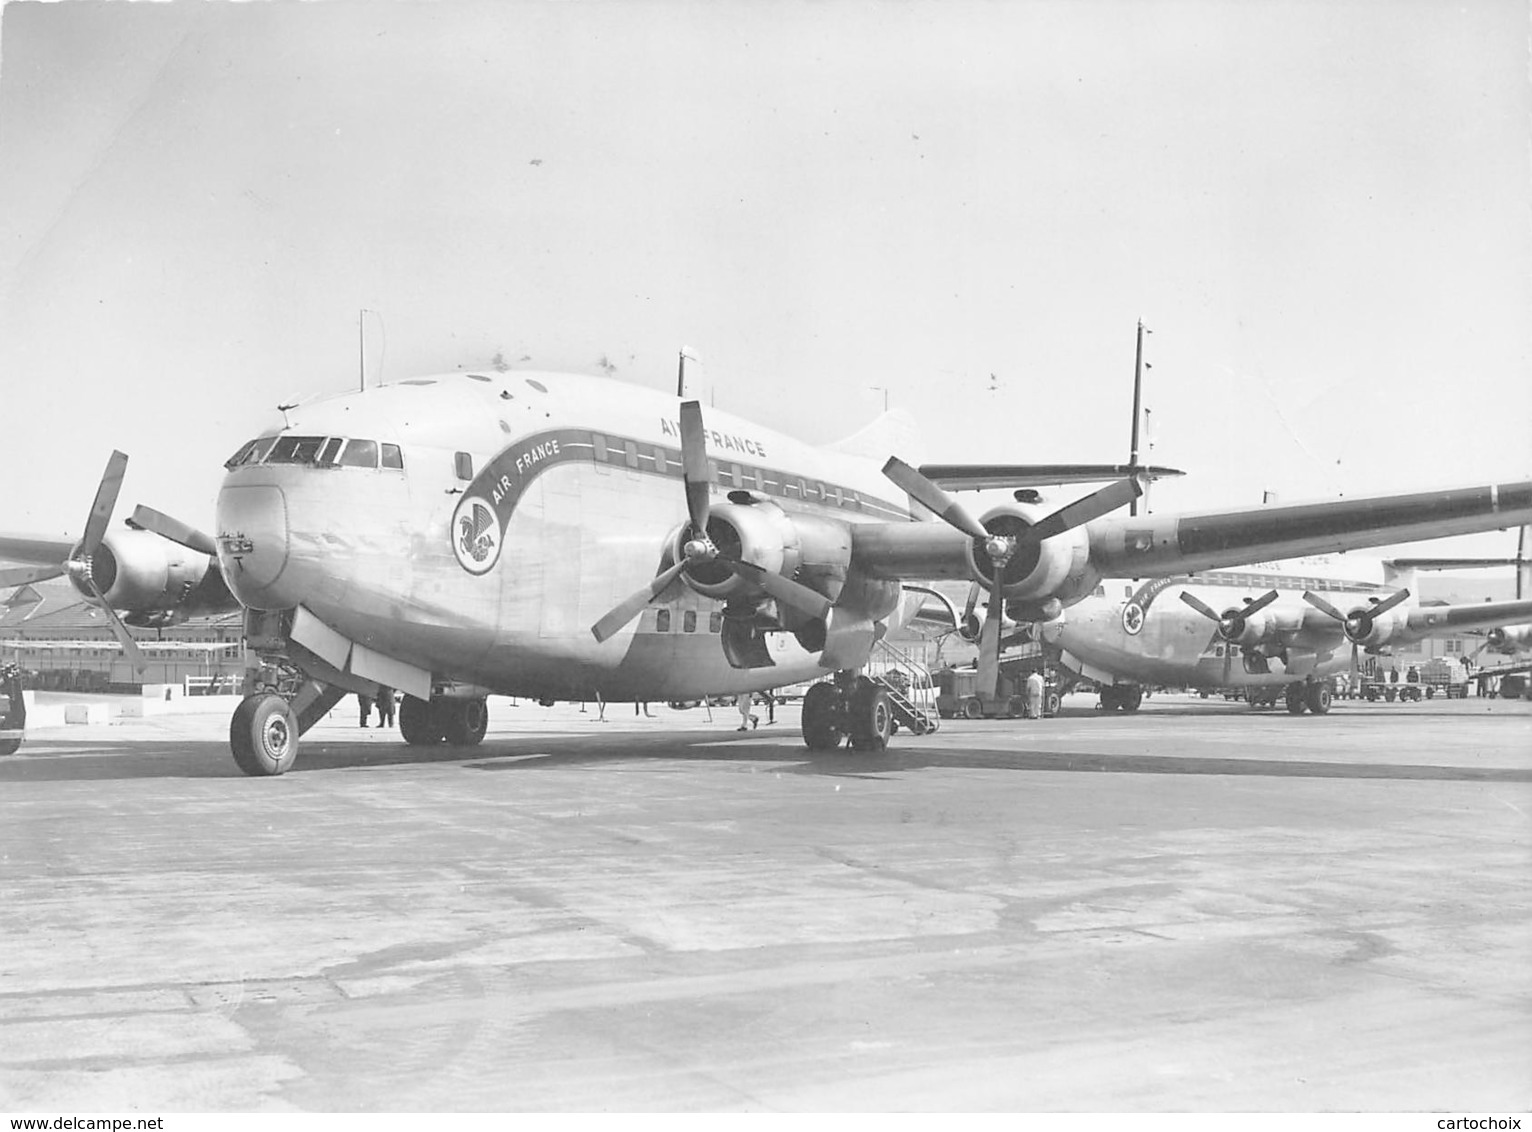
[215,372,918,701]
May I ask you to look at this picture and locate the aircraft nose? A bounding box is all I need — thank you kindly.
[216,482,291,609]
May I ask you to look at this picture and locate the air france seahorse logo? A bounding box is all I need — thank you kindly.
[452,495,502,575]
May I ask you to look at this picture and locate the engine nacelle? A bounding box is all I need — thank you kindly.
[674,498,851,610]
[968,503,1098,609]
[1487,624,1532,654]
[73,529,217,620]
[1344,601,1409,649]
[1219,605,1278,649]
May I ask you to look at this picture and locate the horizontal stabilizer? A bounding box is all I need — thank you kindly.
[919,463,1183,492]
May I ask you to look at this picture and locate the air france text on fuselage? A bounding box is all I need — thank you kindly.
[490,438,561,504]
[659,417,767,459]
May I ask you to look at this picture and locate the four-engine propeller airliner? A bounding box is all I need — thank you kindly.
[3,367,1532,774]
[1020,557,1532,714]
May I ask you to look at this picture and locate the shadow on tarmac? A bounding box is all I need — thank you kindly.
[2,728,1527,784]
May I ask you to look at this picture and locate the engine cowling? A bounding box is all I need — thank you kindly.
[1487,624,1532,654]
[968,503,1098,610]
[72,529,220,622]
[674,498,851,611]
[1342,601,1409,648]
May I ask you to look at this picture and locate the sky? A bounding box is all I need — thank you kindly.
[0,0,1528,560]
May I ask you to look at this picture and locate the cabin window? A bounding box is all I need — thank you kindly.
[1094,585,1106,597]
[624,440,640,470]
[1124,585,1133,598]
[266,436,327,465]
[339,439,378,468]
[317,437,345,466]
[683,610,697,633]
[381,443,404,470]
[817,482,828,503]
[454,452,474,480]
[656,609,671,633]
[708,611,722,633]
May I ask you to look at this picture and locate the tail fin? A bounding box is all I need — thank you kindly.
[827,408,922,464]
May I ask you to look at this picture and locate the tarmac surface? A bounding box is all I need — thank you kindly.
[1,693,1529,1112]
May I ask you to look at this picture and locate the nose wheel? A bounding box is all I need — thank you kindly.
[230,694,299,776]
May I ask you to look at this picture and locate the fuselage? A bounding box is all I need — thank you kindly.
[214,371,919,700]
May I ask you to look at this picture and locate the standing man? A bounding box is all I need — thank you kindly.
[375,686,395,728]
[1024,670,1045,720]
[357,691,373,727]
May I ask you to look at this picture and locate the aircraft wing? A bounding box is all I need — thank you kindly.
[918,463,1183,491]
[1085,482,1532,578]
[1397,599,1532,641]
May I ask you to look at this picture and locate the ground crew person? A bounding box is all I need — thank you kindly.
[1025,670,1045,719]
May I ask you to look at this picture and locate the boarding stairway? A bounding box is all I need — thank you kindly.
[865,638,941,735]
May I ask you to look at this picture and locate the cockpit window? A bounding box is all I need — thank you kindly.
[380,443,404,470]
[266,436,328,465]
[338,439,378,468]
[224,436,277,469]
[317,437,345,466]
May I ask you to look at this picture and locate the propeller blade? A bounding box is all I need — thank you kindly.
[1244,589,1281,615]
[590,559,689,643]
[1370,587,1412,617]
[976,605,1001,704]
[679,401,712,534]
[0,564,65,587]
[961,581,982,639]
[729,561,833,620]
[1302,591,1347,622]
[79,451,129,555]
[977,578,1006,700]
[1222,644,1232,685]
[1022,476,1142,545]
[1350,641,1360,683]
[881,457,990,541]
[1179,590,1222,622]
[82,575,145,674]
[129,505,218,557]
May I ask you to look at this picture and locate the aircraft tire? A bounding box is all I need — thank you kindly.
[802,683,844,751]
[0,737,21,756]
[443,698,489,746]
[849,685,892,752]
[229,694,299,776]
[399,696,444,745]
[1285,684,1307,715]
[1305,682,1333,715]
[963,698,984,720]
[1118,685,1142,713]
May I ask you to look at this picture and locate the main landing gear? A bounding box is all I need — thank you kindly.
[802,674,894,753]
[1098,683,1143,712]
[399,696,489,747]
